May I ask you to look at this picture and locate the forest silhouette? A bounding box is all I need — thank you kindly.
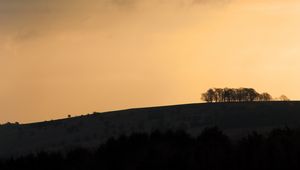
[1,127,300,170]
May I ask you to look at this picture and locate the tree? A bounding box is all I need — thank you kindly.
[228,88,237,102]
[201,89,215,103]
[223,88,231,102]
[236,88,244,102]
[257,92,272,101]
[214,88,224,102]
[279,95,289,101]
[244,88,259,102]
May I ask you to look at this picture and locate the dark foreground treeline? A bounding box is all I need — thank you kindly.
[2,127,300,170]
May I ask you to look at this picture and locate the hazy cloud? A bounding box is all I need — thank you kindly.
[110,0,137,7]
[14,30,40,41]
[193,0,228,3]
[0,0,234,44]
[193,0,231,6]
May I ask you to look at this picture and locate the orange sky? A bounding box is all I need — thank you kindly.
[1,0,300,123]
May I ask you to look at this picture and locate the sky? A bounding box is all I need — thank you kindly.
[1,0,300,123]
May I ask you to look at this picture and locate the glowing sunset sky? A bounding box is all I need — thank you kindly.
[0,0,300,123]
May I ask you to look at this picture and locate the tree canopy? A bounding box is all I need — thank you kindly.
[201,88,273,103]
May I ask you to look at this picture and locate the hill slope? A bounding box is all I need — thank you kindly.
[1,101,300,158]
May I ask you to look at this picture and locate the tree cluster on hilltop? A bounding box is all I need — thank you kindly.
[201,88,274,103]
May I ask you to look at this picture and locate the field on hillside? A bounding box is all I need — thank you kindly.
[1,101,300,158]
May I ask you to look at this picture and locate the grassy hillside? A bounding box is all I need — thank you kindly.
[1,101,300,158]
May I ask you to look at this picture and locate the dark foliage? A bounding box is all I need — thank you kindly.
[201,88,273,103]
[2,127,300,170]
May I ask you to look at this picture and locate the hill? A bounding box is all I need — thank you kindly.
[1,101,300,158]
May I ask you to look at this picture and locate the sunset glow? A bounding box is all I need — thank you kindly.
[1,0,300,123]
